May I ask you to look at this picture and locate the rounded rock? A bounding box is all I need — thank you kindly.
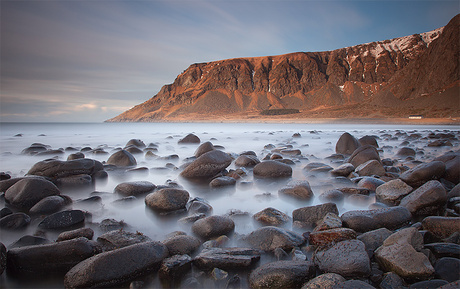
[5,177,61,210]
[191,215,235,240]
[253,160,292,179]
[107,150,137,167]
[145,188,189,212]
[114,181,156,197]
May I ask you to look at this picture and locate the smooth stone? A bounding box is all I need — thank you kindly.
[424,242,460,258]
[422,216,460,239]
[249,260,316,289]
[435,257,460,282]
[27,158,104,179]
[145,188,189,212]
[376,179,413,206]
[162,235,201,256]
[309,228,357,247]
[356,159,386,176]
[194,141,215,157]
[0,213,31,229]
[278,180,314,201]
[67,152,85,161]
[400,180,447,216]
[319,190,345,205]
[0,207,12,218]
[313,212,342,232]
[97,230,152,251]
[293,203,339,229]
[6,237,100,276]
[180,150,232,179]
[178,133,200,144]
[313,239,371,277]
[341,206,412,233]
[159,254,192,280]
[114,181,156,196]
[107,150,137,167]
[396,147,416,157]
[57,227,94,242]
[336,132,361,155]
[193,247,261,270]
[379,271,406,289]
[359,135,379,148]
[209,176,236,188]
[126,139,146,148]
[253,207,290,226]
[409,279,448,289]
[29,195,70,215]
[4,177,60,210]
[191,215,235,240]
[55,174,93,189]
[64,241,168,288]
[348,145,381,168]
[253,160,292,178]
[242,226,304,252]
[0,243,5,275]
[8,235,51,248]
[400,161,446,187]
[357,176,386,191]
[186,197,213,215]
[234,155,260,168]
[301,273,346,289]
[38,210,85,230]
[437,152,460,184]
[304,162,333,173]
[330,163,355,177]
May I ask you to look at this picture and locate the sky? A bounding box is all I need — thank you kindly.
[1,0,458,122]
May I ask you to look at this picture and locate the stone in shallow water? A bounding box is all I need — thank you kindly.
[191,215,235,240]
[4,177,61,210]
[399,161,446,187]
[253,160,292,178]
[253,207,290,226]
[241,226,304,252]
[249,260,316,289]
[180,150,232,179]
[114,181,156,196]
[193,247,261,270]
[341,206,411,233]
[145,188,189,212]
[38,210,85,230]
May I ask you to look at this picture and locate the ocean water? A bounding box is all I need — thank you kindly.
[0,122,458,288]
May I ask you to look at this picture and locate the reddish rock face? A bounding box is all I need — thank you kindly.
[107,15,459,122]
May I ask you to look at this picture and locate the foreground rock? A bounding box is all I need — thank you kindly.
[97,230,152,251]
[341,206,412,232]
[27,158,105,180]
[191,215,235,240]
[242,226,304,252]
[301,273,346,289]
[399,180,447,216]
[180,150,232,179]
[163,234,201,256]
[293,203,339,229]
[38,210,85,230]
[4,177,61,210]
[64,241,168,288]
[107,150,137,167]
[335,132,361,155]
[145,188,189,213]
[422,216,460,239]
[193,247,261,270]
[249,260,316,289]
[253,207,290,226]
[399,161,446,187]
[278,180,314,201]
[375,179,413,206]
[7,237,100,276]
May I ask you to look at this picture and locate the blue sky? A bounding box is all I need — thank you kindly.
[1,0,458,122]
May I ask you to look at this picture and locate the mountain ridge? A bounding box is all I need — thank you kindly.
[107,14,459,122]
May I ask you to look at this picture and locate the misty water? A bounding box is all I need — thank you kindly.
[0,122,458,288]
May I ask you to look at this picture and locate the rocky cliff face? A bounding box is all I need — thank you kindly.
[108,14,459,122]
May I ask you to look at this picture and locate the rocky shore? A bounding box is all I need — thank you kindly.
[1,127,459,289]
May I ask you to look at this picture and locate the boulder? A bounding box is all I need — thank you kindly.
[278,180,314,201]
[57,228,94,242]
[209,176,236,188]
[379,272,406,289]
[159,254,192,280]
[357,228,393,258]
[242,226,304,252]
[107,150,137,167]
[178,133,200,144]
[336,132,361,155]
[27,158,104,179]
[396,147,416,158]
[309,228,357,247]
[359,135,379,148]
[435,152,460,184]
[191,215,235,240]
[4,177,60,210]
[301,273,346,289]
[8,235,51,248]
[97,230,152,251]
[180,150,232,179]
[435,257,460,282]
[319,190,345,205]
[194,141,215,157]
[7,237,100,276]
[253,160,292,178]
[145,188,189,212]
[357,177,385,192]
[355,160,386,176]
[348,145,381,168]
[187,197,213,215]
[64,241,168,288]
[400,180,447,215]
[422,216,460,239]
[0,212,31,230]
[38,210,85,230]
[330,163,355,177]
[249,260,316,289]
[125,139,146,148]
[193,247,261,270]
[313,239,371,277]
[375,179,413,206]
[162,235,201,256]
[234,155,260,168]
[313,212,342,232]
[332,280,376,289]
[400,161,446,187]
[424,242,460,259]
[293,203,339,229]
[29,195,70,215]
[341,206,412,233]
[253,207,290,226]
[114,181,156,196]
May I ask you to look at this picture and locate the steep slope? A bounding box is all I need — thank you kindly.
[107,15,458,122]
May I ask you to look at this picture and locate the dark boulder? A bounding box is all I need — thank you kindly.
[0,213,31,229]
[375,179,413,206]
[253,207,290,226]
[97,230,152,251]
[400,161,446,187]
[0,242,5,275]
[241,226,304,252]
[191,215,235,240]
[29,195,70,215]
[193,247,261,270]
[249,260,316,289]
[336,132,361,155]
[8,235,52,248]
[253,160,292,178]
[435,257,460,282]
[180,150,232,179]
[309,228,357,247]
[126,139,146,148]
[27,158,104,180]
[400,180,447,216]
[178,133,200,144]
[348,145,381,168]
[435,151,460,184]
[107,150,137,167]
[114,181,156,196]
[278,180,314,201]
[424,242,460,259]
[341,206,412,233]
[159,254,192,280]
[209,176,236,188]
[38,210,85,230]
[194,141,215,157]
[301,273,346,289]
[162,234,201,256]
[4,177,60,210]
[145,188,189,212]
[422,216,460,239]
[359,135,379,148]
[234,155,260,168]
[57,228,94,242]
[292,203,339,229]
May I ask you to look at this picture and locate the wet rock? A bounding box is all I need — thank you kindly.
[0,213,31,229]
[97,230,152,251]
[332,280,376,289]
[126,139,146,148]
[180,150,232,179]
[107,150,137,167]
[253,160,292,178]
[313,212,342,231]
[400,161,446,187]
[301,272,346,289]
[253,207,290,226]
[242,226,304,252]
[359,135,379,148]
[67,152,85,161]
[0,207,12,218]
[29,195,70,215]
[191,215,235,240]
[330,163,355,177]
[278,180,314,201]
[193,247,261,270]
[178,213,206,225]
[234,155,260,168]
[178,133,200,144]
[114,181,156,196]
[8,235,51,248]
[57,227,94,242]
[187,197,213,215]
[27,158,104,180]
[210,176,236,188]
[379,272,406,289]
[355,159,386,176]
[348,145,381,167]
[409,279,448,289]
[424,242,460,258]
[145,188,189,212]
[439,281,460,289]
[159,254,192,280]
[4,177,60,210]
[422,216,460,239]
[397,147,416,158]
[309,228,357,247]
[163,234,201,256]
[338,187,371,197]
[435,152,460,184]
[64,241,168,288]
[376,179,413,206]
[0,242,5,275]
[375,227,434,280]
[336,132,361,155]
[21,143,49,155]
[435,257,460,282]
[341,206,412,233]
[314,239,371,277]
[304,162,333,173]
[280,149,301,156]
[357,228,393,258]
[7,237,100,276]
[400,180,447,216]
[38,210,85,230]
[357,176,386,191]
[293,203,339,229]
[195,141,215,157]
[249,260,316,289]
[56,174,93,189]
[319,190,345,205]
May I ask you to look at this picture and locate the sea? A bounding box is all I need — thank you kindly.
[0,122,458,288]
